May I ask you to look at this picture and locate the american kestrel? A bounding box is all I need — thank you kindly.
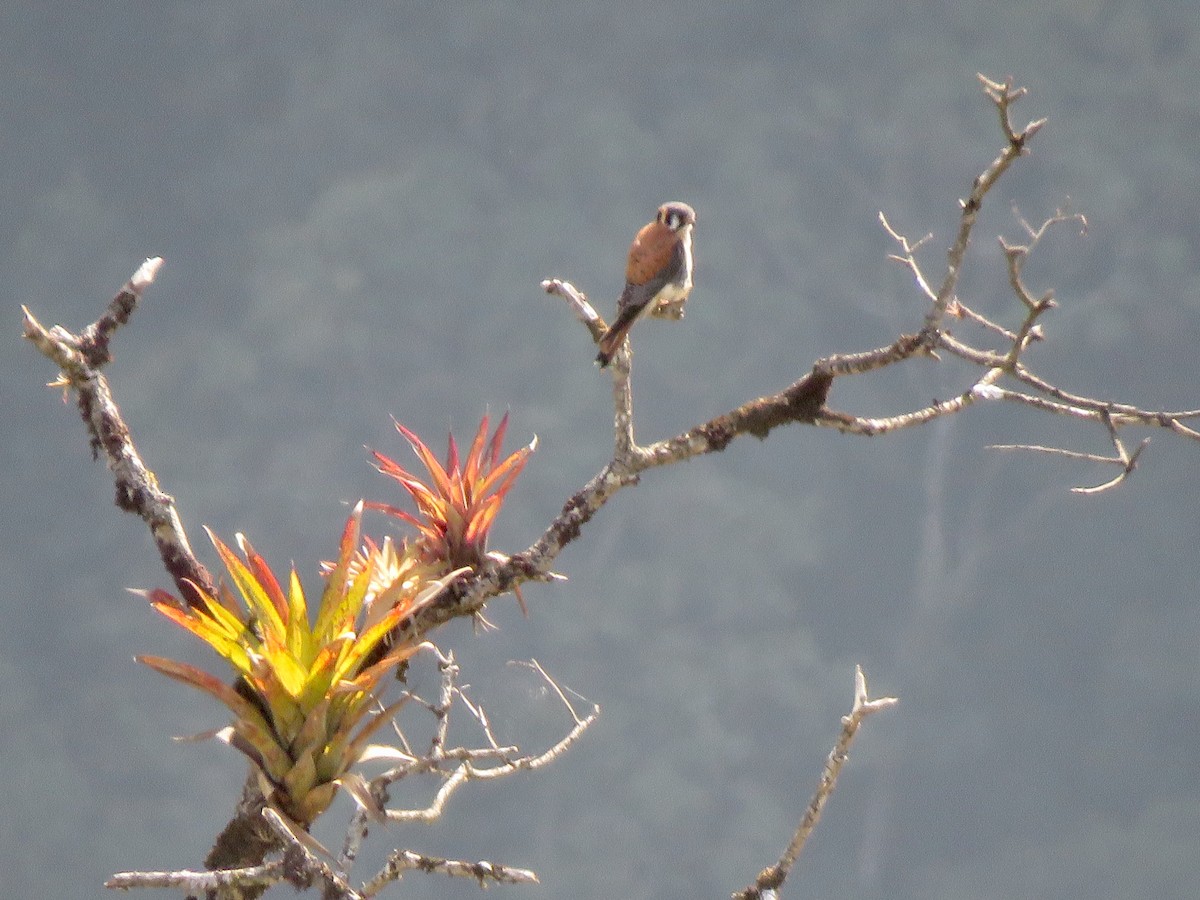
[596,201,696,367]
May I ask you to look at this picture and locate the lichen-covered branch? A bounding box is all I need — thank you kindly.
[106,861,284,894]
[22,258,214,609]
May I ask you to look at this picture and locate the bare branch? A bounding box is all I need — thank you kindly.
[513,657,591,725]
[382,662,598,825]
[22,259,215,610]
[992,423,1151,495]
[325,650,594,895]
[989,443,1121,464]
[360,850,538,896]
[879,211,937,303]
[733,666,897,900]
[428,647,457,757]
[542,277,604,338]
[916,75,1045,344]
[106,861,283,893]
[260,807,361,898]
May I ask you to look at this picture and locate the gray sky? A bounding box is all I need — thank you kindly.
[5,3,1200,898]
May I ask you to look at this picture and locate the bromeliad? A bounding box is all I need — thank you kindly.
[137,502,457,826]
[369,412,536,571]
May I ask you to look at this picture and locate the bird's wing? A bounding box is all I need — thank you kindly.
[608,279,659,335]
[647,235,693,320]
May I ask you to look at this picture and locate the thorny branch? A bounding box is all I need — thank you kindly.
[22,74,1200,894]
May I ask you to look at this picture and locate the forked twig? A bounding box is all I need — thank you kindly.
[733,666,897,900]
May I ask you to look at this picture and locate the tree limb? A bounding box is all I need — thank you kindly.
[733,666,897,900]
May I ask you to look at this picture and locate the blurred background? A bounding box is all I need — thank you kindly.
[4,2,1200,898]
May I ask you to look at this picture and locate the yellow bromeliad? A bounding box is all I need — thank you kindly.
[138,502,453,826]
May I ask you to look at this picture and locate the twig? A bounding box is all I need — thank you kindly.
[541,278,603,338]
[543,277,642,455]
[329,650,594,896]
[991,411,1151,494]
[917,75,1046,344]
[360,850,538,896]
[879,212,937,304]
[733,666,897,900]
[428,647,457,757]
[262,807,359,898]
[513,657,591,725]
[106,861,283,893]
[383,666,598,824]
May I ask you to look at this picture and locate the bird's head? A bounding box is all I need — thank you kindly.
[657,201,696,232]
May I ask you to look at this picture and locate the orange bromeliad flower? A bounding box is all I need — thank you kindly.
[368,413,536,571]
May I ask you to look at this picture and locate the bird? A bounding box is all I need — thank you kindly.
[596,201,696,367]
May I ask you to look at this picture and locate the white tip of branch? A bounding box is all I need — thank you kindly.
[863,696,900,713]
[542,278,600,323]
[971,382,1004,402]
[851,665,899,717]
[131,257,164,290]
[853,664,870,705]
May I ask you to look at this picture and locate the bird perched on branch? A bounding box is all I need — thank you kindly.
[596,201,696,367]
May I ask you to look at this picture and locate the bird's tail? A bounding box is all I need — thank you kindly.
[595,306,641,367]
[595,325,627,367]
